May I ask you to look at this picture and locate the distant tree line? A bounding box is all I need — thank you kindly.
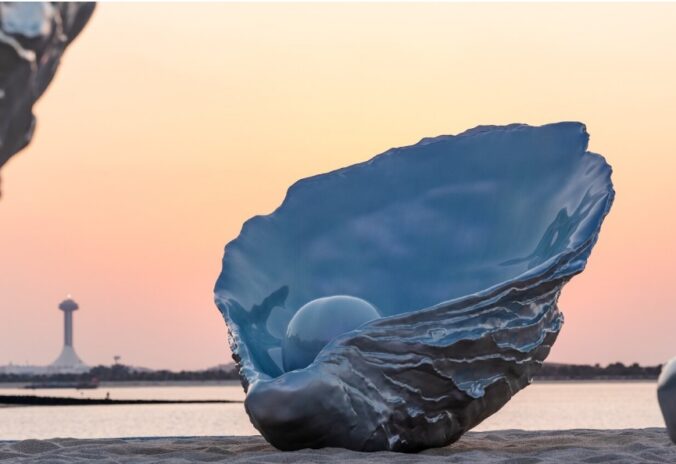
[0,362,663,383]
[0,364,241,383]
[534,362,662,380]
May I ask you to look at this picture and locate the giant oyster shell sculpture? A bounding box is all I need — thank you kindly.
[214,122,614,452]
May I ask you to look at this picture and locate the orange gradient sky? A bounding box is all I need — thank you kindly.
[1,3,674,370]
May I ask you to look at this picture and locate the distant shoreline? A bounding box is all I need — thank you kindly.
[0,378,657,390]
[0,362,662,385]
[100,379,243,387]
[532,378,657,383]
[0,380,243,389]
[0,394,243,406]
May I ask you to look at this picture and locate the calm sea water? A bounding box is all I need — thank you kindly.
[0,381,664,440]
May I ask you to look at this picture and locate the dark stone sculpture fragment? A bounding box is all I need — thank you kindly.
[0,2,95,194]
[658,358,676,443]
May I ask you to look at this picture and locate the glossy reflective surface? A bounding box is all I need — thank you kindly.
[214,122,614,451]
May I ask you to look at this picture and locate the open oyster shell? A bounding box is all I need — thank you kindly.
[214,122,614,451]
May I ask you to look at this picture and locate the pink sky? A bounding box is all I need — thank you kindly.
[1,3,674,370]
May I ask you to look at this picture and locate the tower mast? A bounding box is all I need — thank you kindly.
[49,297,88,372]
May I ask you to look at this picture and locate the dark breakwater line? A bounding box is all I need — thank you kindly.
[0,395,243,406]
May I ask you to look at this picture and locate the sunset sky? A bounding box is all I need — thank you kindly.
[1,3,674,370]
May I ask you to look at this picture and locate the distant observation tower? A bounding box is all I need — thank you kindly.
[49,297,88,372]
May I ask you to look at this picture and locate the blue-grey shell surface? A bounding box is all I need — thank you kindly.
[214,122,614,452]
[658,357,676,443]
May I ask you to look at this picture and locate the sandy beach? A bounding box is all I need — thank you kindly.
[0,428,672,463]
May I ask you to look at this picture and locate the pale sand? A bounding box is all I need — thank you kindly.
[0,429,673,463]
